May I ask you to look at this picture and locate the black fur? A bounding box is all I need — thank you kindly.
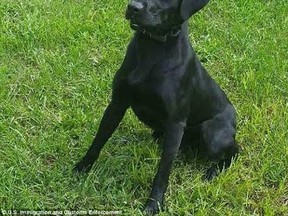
[74,0,239,214]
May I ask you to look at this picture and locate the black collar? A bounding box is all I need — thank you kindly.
[138,25,182,42]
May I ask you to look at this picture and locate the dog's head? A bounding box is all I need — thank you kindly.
[126,0,209,36]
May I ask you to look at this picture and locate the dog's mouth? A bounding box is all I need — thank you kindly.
[126,10,164,39]
[130,22,142,31]
[130,22,158,35]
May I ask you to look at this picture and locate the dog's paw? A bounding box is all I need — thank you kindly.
[143,200,162,215]
[203,166,218,181]
[73,161,92,174]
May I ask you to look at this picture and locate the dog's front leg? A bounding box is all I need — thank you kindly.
[73,101,128,173]
[144,121,185,214]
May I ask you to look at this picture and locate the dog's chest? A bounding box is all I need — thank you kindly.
[128,80,169,128]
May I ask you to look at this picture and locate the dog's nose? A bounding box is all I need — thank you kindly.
[128,1,145,13]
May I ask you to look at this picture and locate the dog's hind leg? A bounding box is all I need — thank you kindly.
[152,129,164,142]
[201,106,239,181]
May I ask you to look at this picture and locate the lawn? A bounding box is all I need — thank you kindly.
[0,0,287,215]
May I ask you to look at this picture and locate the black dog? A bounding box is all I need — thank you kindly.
[74,0,239,214]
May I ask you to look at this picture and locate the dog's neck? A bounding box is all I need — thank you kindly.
[127,22,189,85]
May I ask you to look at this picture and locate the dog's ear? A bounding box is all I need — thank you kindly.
[180,0,210,20]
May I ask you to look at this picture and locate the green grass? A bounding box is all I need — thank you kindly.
[0,0,287,215]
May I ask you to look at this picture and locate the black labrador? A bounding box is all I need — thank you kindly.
[74,0,239,214]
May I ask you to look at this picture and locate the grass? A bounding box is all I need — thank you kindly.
[0,0,287,215]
